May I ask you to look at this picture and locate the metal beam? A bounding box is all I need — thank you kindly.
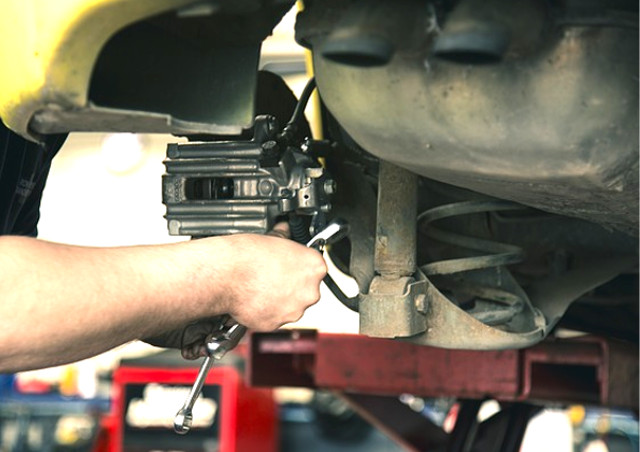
[247,330,638,409]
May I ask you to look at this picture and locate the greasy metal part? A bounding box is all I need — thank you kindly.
[361,276,427,338]
[527,256,638,330]
[374,161,417,277]
[419,201,525,276]
[163,116,333,236]
[429,278,525,327]
[413,197,636,348]
[418,181,638,341]
[359,161,425,338]
[304,0,639,234]
[417,271,546,349]
[248,330,639,409]
[418,200,533,331]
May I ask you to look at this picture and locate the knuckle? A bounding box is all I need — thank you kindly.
[305,290,321,306]
[288,309,304,323]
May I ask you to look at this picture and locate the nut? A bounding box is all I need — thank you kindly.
[414,294,428,313]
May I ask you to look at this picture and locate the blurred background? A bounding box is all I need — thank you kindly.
[0,7,636,452]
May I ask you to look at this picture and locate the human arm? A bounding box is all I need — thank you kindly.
[0,226,326,372]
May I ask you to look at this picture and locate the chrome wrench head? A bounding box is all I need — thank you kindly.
[173,354,214,434]
[173,325,248,434]
[306,218,350,251]
[174,408,193,434]
[206,324,248,360]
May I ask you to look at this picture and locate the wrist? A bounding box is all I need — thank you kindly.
[171,236,240,319]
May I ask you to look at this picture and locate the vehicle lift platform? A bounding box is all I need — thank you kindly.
[101,330,636,452]
[247,329,638,452]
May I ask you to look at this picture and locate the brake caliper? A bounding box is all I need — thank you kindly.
[162,115,335,238]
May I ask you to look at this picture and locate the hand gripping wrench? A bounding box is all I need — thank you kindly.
[173,218,350,434]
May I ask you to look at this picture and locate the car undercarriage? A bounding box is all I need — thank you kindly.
[2,0,637,363]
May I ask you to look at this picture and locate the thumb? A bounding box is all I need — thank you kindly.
[268,222,291,240]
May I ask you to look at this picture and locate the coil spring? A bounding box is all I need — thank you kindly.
[418,200,527,326]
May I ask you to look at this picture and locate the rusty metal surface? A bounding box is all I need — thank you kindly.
[359,160,425,338]
[415,199,547,349]
[248,330,638,409]
[359,276,427,338]
[414,201,636,349]
[522,337,639,408]
[314,333,520,399]
[417,273,546,350]
[374,161,417,277]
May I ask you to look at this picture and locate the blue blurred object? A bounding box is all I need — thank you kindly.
[0,374,15,398]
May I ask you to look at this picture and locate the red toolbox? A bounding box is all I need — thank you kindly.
[105,360,277,452]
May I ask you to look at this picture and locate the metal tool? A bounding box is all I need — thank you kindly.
[173,219,350,434]
[307,218,349,250]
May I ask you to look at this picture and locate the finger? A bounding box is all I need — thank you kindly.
[268,222,290,239]
[182,343,207,360]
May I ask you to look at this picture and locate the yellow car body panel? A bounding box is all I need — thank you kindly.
[0,0,196,141]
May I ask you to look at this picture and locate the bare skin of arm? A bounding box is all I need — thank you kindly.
[0,224,326,373]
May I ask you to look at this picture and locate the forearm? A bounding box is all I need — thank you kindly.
[0,236,231,372]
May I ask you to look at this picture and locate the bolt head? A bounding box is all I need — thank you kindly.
[415,294,428,313]
[258,180,274,195]
[324,179,337,195]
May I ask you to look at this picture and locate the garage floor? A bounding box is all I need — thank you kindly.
[280,419,404,452]
[278,403,405,452]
